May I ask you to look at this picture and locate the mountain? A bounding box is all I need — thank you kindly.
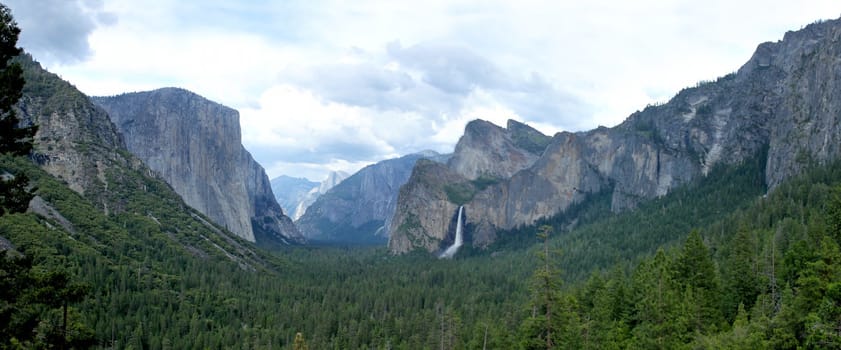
[11,53,271,267]
[291,170,349,220]
[389,18,841,254]
[271,175,318,217]
[91,88,302,246]
[2,53,311,347]
[296,151,448,243]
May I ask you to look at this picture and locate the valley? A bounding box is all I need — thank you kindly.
[1,3,841,349]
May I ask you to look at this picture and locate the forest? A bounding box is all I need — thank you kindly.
[1,4,840,349]
[2,148,841,349]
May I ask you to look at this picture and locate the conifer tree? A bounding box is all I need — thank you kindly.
[520,225,569,350]
[0,3,36,215]
[674,230,723,332]
[0,3,34,156]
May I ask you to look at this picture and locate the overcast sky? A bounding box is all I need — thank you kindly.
[6,1,841,181]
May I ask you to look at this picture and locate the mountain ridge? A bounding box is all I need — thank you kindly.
[389,17,841,254]
[91,88,302,245]
[271,175,318,218]
[297,151,449,243]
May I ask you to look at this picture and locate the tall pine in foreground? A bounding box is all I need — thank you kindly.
[0,3,92,349]
[0,2,35,214]
[519,225,580,349]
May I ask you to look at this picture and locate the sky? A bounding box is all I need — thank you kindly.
[6,0,841,181]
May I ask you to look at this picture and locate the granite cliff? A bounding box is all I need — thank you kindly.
[15,54,125,200]
[92,88,302,245]
[12,54,270,267]
[297,151,447,243]
[291,171,349,220]
[271,175,318,218]
[389,18,841,254]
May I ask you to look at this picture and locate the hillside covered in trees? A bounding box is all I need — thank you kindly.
[2,3,841,349]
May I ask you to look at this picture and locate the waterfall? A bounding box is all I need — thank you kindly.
[439,206,464,259]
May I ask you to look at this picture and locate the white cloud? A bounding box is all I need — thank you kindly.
[8,0,841,179]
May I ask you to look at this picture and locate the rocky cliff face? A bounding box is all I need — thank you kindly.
[15,55,126,201]
[389,18,841,254]
[297,151,447,243]
[11,54,276,269]
[92,88,302,245]
[292,171,349,220]
[271,175,318,217]
[447,119,550,179]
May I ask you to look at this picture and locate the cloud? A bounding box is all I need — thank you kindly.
[5,0,116,64]
[387,41,506,95]
[16,0,841,180]
[290,62,417,110]
[291,41,589,134]
[238,81,530,179]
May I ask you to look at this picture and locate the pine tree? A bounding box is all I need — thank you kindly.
[828,186,841,244]
[723,226,760,320]
[520,225,574,350]
[674,230,724,333]
[0,4,34,156]
[629,249,688,349]
[0,4,36,215]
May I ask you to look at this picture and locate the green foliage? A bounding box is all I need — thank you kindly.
[1,107,840,350]
[494,152,767,282]
[444,181,476,205]
[0,4,35,157]
[0,171,33,216]
[0,4,36,220]
[0,250,94,349]
[511,130,552,155]
[1,156,839,349]
[520,226,566,349]
[471,174,500,191]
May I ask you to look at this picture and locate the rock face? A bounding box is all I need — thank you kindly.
[271,175,318,218]
[447,120,550,180]
[92,88,302,245]
[12,54,275,270]
[15,55,126,200]
[297,151,447,243]
[389,18,841,254]
[292,171,349,220]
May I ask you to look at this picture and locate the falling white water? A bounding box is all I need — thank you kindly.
[439,206,464,259]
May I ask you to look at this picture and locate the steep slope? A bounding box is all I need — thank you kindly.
[447,119,550,179]
[271,175,318,217]
[296,151,447,243]
[91,89,302,245]
[15,55,124,199]
[10,54,271,268]
[389,121,552,252]
[0,55,306,347]
[389,18,841,254]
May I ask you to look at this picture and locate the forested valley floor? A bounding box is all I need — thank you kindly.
[3,150,841,349]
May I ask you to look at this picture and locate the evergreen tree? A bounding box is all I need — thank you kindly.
[519,225,577,349]
[673,230,723,333]
[0,170,31,216]
[828,186,841,244]
[722,226,760,320]
[0,3,34,156]
[0,251,93,348]
[629,249,688,349]
[0,4,35,214]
